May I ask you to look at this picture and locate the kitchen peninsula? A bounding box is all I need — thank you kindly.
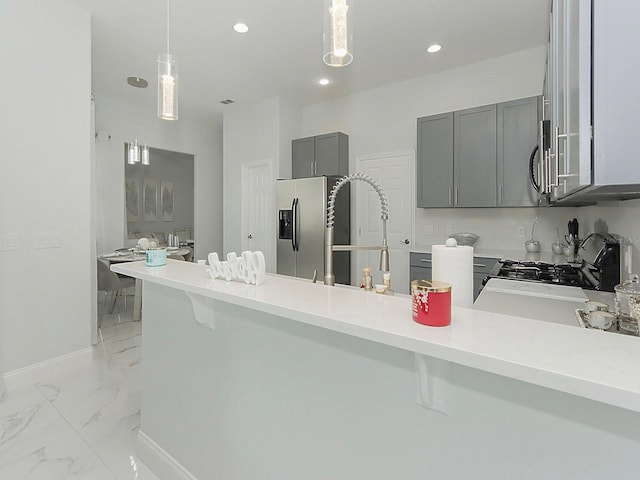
[113,260,640,480]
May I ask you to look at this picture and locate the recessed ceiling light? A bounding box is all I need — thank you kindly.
[233,23,249,33]
[427,44,442,53]
[318,78,331,86]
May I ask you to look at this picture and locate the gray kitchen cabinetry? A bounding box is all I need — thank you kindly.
[454,104,497,207]
[497,96,540,207]
[292,132,348,179]
[417,98,538,208]
[417,113,453,208]
[547,0,640,203]
[409,252,498,301]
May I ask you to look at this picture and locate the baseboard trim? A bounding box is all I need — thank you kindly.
[3,347,95,392]
[137,430,198,480]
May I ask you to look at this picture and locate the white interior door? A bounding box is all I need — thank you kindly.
[356,151,414,293]
[241,160,275,272]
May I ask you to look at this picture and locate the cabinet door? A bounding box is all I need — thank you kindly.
[551,0,591,200]
[497,97,539,207]
[454,105,497,207]
[315,132,348,177]
[417,113,454,207]
[292,137,315,179]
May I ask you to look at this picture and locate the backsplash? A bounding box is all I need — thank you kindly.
[414,199,639,277]
[414,206,580,253]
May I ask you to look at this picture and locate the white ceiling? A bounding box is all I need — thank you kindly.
[66,0,550,122]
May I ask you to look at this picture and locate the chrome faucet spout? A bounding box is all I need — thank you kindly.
[325,173,390,286]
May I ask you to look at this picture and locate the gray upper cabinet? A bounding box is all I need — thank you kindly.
[292,132,348,179]
[497,97,540,207]
[454,105,497,207]
[417,113,454,207]
[547,1,640,203]
[292,136,315,179]
[417,98,538,208]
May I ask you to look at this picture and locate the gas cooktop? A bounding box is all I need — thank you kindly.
[486,259,583,288]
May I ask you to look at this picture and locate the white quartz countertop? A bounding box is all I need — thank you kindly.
[113,260,640,413]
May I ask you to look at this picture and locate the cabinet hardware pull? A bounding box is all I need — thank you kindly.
[420,259,432,263]
[448,187,452,206]
[454,187,458,206]
[473,263,487,268]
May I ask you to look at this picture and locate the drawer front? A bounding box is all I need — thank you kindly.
[410,252,432,267]
[472,256,499,274]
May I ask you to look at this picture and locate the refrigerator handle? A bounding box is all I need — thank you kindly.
[292,197,299,252]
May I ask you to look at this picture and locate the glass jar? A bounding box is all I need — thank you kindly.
[614,274,640,335]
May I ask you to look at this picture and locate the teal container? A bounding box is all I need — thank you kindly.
[146,248,167,267]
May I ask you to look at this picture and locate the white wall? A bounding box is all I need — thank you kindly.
[297,46,582,254]
[95,95,223,261]
[0,0,92,373]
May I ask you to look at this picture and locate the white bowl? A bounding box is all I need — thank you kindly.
[525,240,540,253]
[448,233,479,246]
[374,284,387,294]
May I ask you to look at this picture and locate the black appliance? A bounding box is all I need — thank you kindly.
[578,233,620,292]
[484,233,620,292]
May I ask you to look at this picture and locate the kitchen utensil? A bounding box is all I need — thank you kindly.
[614,274,640,335]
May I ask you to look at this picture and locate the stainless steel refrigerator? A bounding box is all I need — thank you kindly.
[276,176,350,285]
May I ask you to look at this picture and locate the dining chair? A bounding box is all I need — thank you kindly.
[97,259,136,320]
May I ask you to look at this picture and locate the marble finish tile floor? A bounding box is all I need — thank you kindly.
[0,296,160,479]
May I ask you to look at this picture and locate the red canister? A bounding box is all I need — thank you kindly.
[411,280,452,327]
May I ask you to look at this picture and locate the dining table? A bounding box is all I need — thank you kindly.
[99,247,191,321]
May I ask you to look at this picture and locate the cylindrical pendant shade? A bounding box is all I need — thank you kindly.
[141,144,150,165]
[323,0,353,67]
[128,139,140,164]
[157,53,178,120]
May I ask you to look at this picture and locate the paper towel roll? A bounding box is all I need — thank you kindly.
[431,243,474,308]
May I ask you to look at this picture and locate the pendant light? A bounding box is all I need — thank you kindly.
[158,0,178,120]
[323,0,353,67]
[126,76,150,165]
[141,144,150,165]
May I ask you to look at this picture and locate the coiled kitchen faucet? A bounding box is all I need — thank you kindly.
[325,173,390,286]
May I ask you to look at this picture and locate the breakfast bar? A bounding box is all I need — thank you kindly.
[113,259,640,480]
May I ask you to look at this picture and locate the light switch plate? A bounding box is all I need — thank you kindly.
[36,231,61,249]
[0,233,20,251]
[516,226,526,238]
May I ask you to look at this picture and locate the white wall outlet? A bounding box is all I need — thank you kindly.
[36,231,61,249]
[445,225,453,235]
[423,224,434,235]
[516,226,526,238]
[0,233,20,251]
